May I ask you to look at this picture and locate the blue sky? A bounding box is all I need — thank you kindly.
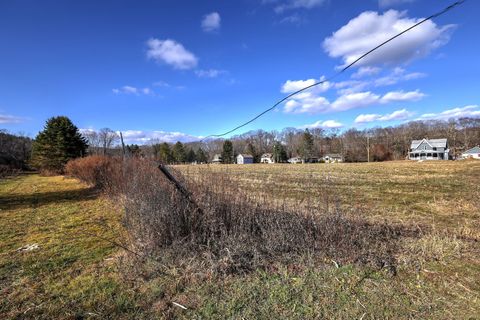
[1,0,479,144]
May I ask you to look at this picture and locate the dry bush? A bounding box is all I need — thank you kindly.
[65,155,120,189]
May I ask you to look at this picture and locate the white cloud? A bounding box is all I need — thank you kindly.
[354,108,415,123]
[374,67,426,87]
[146,38,198,70]
[352,66,381,79]
[379,0,415,8]
[201,12,221,32]
[281,77,331,94]
[417,105,480,121]
[331,91,381,111]
[152,81,170,87]
[284,93,330,113]
[195,69,227,78]
[274,0,326,13]
[300,119,344,129]
[323,10,455,68]
[0,114,23,124]
[381,89,425,103]
[112,85,153,95]
[283,86,425,114]
[279,13,305,25]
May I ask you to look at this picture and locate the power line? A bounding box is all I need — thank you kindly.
[201,0,465,140]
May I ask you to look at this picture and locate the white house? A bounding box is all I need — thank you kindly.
[409,138,450,160]
[288,156,303,164]
[323,154,343,163]
[237,154,254,164]
[211,154,223,164]
[260,153,274,164]
[461,146,480,159]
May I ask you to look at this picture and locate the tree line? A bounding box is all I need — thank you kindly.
[137,117,480,163]
[2,115,480,174]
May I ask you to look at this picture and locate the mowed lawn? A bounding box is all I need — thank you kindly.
[1,161,480,319]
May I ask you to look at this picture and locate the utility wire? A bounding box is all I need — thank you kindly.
[201,0,465,140]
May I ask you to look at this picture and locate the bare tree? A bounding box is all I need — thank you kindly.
[98,128,119,155]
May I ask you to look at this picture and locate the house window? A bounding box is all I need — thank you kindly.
[433,147,437,151]
[433,153,437,157]
[423,145,427,150]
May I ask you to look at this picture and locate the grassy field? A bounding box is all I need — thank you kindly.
[1,161,480,319]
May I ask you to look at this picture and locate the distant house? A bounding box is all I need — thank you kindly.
[323,154,344,163]
[304,157,319,163]
[460,146,480,159]
[288,156,303,164]
[409,138,450,160]
[237,154,254,164]
[211,154,223,164]
[261,153,274,164]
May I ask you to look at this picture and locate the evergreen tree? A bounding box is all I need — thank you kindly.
[127,144,142,157]
[31,116,88,172]
[157,143,173,164]
[172,141,186,163]
[273,141,288,163]
[186,148,196,163]
[196,147,208,163]
[221,140,234,164]
[301,129,314,160]
[246,142,259,163]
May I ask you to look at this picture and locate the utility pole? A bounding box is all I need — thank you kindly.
[120,131,126,159]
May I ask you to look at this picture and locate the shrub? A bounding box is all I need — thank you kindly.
[65,155,119,189]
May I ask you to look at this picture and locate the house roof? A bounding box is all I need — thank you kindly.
[411,138,447,149]
[238,154,253,158]
[463,146,480,154]
[261,153,273,158]
[325,153,342,158]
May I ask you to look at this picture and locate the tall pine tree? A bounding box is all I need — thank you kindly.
[31,116,88,173]
[172,141,186,163]
[221,140,234,164]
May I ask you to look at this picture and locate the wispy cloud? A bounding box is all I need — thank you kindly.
[354,108,415,123]
[352,66,381,79]
[374,67,426,87]
[417,105,480,121]
[379,0,415,8]
[201,12,221,32]
[195,69,227,78]
[278,13,306,25]
[112,85,154,95]
[146,38,198,70]
[0,113,24,124]
[273,0,327,13]
[299,119,343,129]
